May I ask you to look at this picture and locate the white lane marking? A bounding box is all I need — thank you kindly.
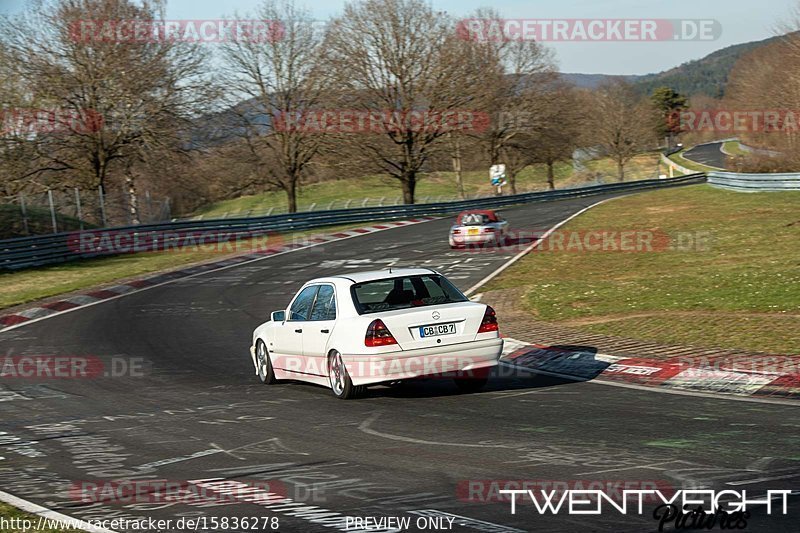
[576,460,686,476]
[488,389,575,399]
[463,196,628,296]
[137,448,223,469]
[358,412,498,448]
[0,489,118,533]
[0,219,438,333]
[725,472,800,486]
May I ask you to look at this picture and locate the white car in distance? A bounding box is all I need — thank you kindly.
[449,209,510,248]
[250,268,503,399]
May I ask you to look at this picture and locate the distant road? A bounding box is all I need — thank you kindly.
[683,141,729,169]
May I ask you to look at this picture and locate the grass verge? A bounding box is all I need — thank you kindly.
[0,222,372,311]
[483,184,800,354]
[190,154,661,219]
[0,204,95,240]
[0,502,78,532]
[669,149,719,173]
[722,140,748,157]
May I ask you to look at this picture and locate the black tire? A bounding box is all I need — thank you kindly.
[255,340,277,384]
[328,350,362,399]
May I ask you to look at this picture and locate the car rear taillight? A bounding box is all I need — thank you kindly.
[484,227,496,232]
[477,306,498,333]
[365,319,398,347]
[452,229,461,235]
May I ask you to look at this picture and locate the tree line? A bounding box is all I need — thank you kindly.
[1,0,670,222]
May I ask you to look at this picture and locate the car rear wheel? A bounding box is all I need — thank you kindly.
[328,350,362,399]
[256,340,277,384]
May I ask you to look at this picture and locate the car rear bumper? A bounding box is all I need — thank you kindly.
[343,337,503,386]
[451,233,498,244]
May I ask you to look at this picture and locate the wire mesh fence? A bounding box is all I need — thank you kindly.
[1,186,171,238]
[176,182,588,222]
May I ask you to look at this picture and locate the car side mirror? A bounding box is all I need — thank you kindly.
[271,310,285,322]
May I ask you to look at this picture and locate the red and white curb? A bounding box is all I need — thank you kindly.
[0,217,437,332]
[500,338,800,400]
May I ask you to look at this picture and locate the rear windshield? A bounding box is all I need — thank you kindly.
[351,274,468,314]
[460,213,493,225]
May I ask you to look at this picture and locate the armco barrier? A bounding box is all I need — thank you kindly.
[707,171,800,191]
[660,152,695,175]
[0,175,706,270]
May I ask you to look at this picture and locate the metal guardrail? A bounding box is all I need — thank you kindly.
[707,171,800,192]
[660,152,696,175]
[0,175,706,271]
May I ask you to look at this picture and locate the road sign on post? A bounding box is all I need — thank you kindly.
[490,164,507,195]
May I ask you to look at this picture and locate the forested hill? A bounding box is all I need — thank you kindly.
[561,33,790,98]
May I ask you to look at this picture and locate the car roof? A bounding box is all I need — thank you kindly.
[310,268,439,285]
[456,209,499,223]
[458,209,497,216]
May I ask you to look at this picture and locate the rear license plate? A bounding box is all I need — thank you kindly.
[468,228,480,235]
[419,323,457,338]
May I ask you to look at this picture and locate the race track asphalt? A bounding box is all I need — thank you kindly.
[1,187,798,533]
[682,143,728,170]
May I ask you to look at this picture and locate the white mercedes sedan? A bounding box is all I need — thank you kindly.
[250,268,503,399]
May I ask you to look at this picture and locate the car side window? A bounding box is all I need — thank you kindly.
[289,286,318,321]
[309,285,336,321]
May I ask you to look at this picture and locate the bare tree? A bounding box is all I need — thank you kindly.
[321,0,487,204]
[725,36,800,164]
[0,0,214,222]
[589,81,657,181]
[220,0,327,213]
[534,84,586,190]
[468,10,557,173]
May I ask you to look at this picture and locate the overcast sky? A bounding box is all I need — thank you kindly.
[1,0,796,74]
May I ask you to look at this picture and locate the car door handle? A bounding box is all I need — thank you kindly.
[294,328,303,333]
[320,329,330,333]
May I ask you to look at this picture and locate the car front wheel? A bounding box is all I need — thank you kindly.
[329,350,361,399]
[256,340,277,384]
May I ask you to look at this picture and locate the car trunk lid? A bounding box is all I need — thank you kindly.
[374,301,487,351]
